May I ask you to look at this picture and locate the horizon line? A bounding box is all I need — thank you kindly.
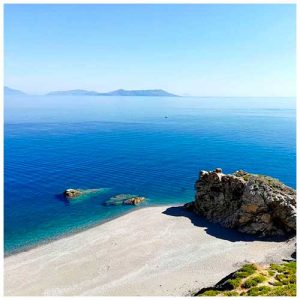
[4,86,296,98]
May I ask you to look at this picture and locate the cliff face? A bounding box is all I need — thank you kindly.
[193,169,296,236]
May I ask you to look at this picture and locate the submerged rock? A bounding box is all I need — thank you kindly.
[106,194,135,205]
[192,168,296,236]
[106,194,146,206]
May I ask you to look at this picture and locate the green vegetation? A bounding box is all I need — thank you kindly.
[226,278,242,289]
[233,170,251,182]
[270,263,285,272]
[234,271,250,279]
[242,174,251,181]
[255,174,294,193]
[247,286,272,296]
[195,261,296,297]
[238,264,257,275]
[199,290,219,296]
[276,273,296,285]
[268,270,275,277]
[222,291,239,296]
[233,170,294,194]
[268,284,296,296]
[242,275,266,288]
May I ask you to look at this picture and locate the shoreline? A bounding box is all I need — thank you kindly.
[4,205,295,296]
[4,202,185,258]
[4,204,148,257]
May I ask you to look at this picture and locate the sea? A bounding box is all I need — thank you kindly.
[4,95,296,255]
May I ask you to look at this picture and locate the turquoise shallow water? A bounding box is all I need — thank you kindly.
[4,96,296,254]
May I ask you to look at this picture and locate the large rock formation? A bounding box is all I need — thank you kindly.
[191,168,296,236]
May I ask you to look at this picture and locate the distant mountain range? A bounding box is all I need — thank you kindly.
[4,86,27,96]
[47,88,178,97]
[4,86,179,97]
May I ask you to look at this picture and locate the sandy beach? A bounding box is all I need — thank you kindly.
[4,205,295,296]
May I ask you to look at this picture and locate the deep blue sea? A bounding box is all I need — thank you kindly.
[4,95,296,254]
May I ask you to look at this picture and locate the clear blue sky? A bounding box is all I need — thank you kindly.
[4,4,296,96]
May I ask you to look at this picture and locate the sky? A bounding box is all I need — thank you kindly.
[4,4,296,97]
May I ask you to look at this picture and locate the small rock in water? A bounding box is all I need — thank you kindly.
[64,189,83,198]
[63,188,103,199]
[106,194,135,205]
[123,196,145,205]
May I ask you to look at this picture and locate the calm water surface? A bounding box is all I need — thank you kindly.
[4,96,296,254]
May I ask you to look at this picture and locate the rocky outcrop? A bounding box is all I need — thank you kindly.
[64,189,83,198]
[191,169,296,236]
[106,194,146,206]
[123,196,145,205]
[63,188,103,199]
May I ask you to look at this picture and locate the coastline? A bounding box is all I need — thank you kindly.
[4,202,185,257]
[4,205,295,296]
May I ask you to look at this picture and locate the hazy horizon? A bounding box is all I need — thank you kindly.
[4,4,296,97]
[3,85,297,98]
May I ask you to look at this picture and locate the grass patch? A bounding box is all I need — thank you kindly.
[199,290,219,296]
[284,261,296,271]
[268,284,296,296]
[268,270,275,276]
[276,273,296,285]
[225,278,242,290]
[195,261,296,297]
[247,286,272,296]
[222,291,239,296]
[271,281,283,286]
[238,264,257,275]
[234,271,250,279]
[270,263,285,272]
[242,275,266,288]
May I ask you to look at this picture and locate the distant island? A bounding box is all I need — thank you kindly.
[4,86,179,97]
[4,86,27,96]
[47,88,178,97]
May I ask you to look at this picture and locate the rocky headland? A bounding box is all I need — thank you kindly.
[187,168,296,237]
